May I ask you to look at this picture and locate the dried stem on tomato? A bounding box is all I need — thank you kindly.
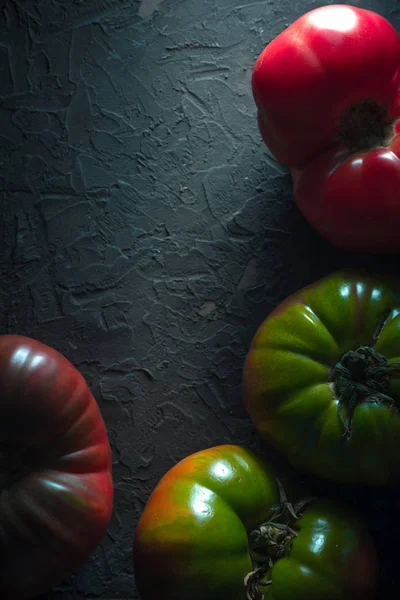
[245,479,316,600]
[339,98,394,152]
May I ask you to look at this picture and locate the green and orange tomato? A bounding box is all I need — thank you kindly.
[133,445,376,599]
[243,271,400,486]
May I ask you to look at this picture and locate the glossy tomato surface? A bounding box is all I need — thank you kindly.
[252,5,400,253]
[0,335,113,599]
[133,445,376,600]
[243,271,400,485]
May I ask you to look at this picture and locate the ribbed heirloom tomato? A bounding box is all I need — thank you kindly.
[243,271,400,486]
[0,335,113,599]
[134,445,377,600]
[252,5,400,253]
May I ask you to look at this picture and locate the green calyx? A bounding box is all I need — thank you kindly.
[245,480,315,600]
[332,345,400,439]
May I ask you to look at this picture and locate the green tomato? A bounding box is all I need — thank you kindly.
[243,270,400,485]
[133,445,376,599]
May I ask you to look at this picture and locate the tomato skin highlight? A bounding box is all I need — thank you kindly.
[291,140,400,254]
[252,5,400,253]
[264,500,377,600]
[243,271,400,486]
[133,445,377,599]
[0,335,113,599]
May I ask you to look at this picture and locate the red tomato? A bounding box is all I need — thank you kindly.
[0,335,113,599]
[252,5,400,253]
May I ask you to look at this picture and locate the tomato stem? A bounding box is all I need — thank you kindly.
[245,479,316,600]
[339,98,394,153]
[332,345,400,439]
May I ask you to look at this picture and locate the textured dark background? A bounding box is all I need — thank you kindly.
[1,0,400,598]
